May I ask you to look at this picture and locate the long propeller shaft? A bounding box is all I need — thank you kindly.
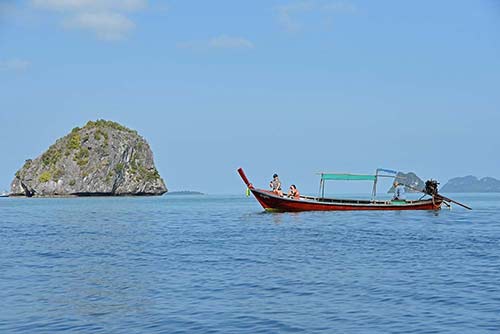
[401,183,472,210]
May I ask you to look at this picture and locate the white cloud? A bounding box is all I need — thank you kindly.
[208,35,254,49]
[178,35,255,51]
[32,0,147,12]
[0,59,31,72]
[31,0,148,41]
[63,12,135,40]
[276,1,357,32]
[276,1,315,32]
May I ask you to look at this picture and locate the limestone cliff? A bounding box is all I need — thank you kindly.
[11,120,167,197]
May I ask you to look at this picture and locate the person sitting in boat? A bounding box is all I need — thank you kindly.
[287,184,300,199]
[270,173,283,196]
[393,181,406,200]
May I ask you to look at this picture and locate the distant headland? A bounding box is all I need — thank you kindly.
[10,120,167,197]
[166,191,205,195]
[441,176,500,193]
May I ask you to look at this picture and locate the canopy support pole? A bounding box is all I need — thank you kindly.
[371,170,379,200]
[318,177,325,199]
[318,176,322,199]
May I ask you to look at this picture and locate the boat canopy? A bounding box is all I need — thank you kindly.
[318,168,401,199]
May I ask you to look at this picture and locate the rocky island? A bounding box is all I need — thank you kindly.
[11,120,167,197]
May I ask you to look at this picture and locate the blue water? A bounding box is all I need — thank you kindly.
[1,194,499,333]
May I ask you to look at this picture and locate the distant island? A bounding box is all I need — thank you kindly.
[10,120,167,197]
[166,191,205,195]
[441,176,500,193]
[387,171,425,193]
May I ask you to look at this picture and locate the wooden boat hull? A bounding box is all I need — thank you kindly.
[251,188,441,212]
[238,168,442,212]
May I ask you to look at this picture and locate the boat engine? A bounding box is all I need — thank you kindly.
[424,179,439,196]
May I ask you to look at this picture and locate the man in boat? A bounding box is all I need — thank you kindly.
[287,184,300,199]
[392,181,406,200]
[270,173,283,196]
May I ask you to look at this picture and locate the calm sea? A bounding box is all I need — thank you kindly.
[1,194,499,333]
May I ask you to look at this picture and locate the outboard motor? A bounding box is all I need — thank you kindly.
[425,179,439,197]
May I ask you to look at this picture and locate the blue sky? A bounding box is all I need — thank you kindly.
[1,0,499,194]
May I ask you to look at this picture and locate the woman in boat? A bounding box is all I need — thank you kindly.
[270,174,283,196]
[393,181,406,200]
[288,184,300,199]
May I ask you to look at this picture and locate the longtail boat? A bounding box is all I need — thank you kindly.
[237,168,444,212]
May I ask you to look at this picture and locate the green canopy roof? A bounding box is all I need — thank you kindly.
[320,173,376,181]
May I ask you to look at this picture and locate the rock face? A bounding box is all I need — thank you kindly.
[11,120,167,197]
[387,172,425,193]
[441,176,500,193]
